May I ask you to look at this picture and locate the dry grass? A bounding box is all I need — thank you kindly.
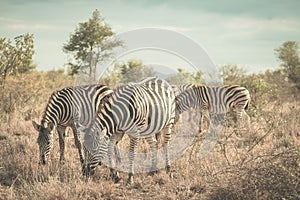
[1,72,300,200]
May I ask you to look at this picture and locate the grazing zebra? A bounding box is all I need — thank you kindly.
[175,85,251,132]
[171,84,196,122]
[78,77,176,184]
[32,84,113,165]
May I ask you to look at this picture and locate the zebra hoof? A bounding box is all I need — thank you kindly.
[147,169,158,176]
[166,165,174,178]
[80,158,84,164]
[113,176,121,183]
[169,172,174,179]
[116,157,122,165]
[126,173,134,185]
[59,159,65,165]
[166,165,171,173]
[110,172,121,183]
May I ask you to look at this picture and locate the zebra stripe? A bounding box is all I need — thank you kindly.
[175,85,251,132]
[80,77,176,184]
[32,84,112,165]
[171,84,196,122]
[171,84,195,97]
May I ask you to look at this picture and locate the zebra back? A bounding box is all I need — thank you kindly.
[190,85,250,113]
[195,85,250,114]
[41,84,112,127]
[175,84,250,114]
[95,77,176,139]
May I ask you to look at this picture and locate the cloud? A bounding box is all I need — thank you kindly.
[0,17,22,23]
[129,0,300,19]
[220,17,300,41]
[110,21,193,33]
[4,23,62,31]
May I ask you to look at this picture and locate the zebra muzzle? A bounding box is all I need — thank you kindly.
[82,165,95,176]
[39,155,47,165]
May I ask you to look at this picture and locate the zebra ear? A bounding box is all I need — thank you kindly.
[174,97,180,106]
[100,92,113,105]
[45,122,54,132]
[75,122,85,132]
[32,121,41,131]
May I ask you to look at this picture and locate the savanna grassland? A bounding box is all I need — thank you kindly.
[0,70,300,200]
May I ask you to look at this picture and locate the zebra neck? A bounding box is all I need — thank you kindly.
[42,101,61,127]
[177,91,198,113]
[95,103,118,137]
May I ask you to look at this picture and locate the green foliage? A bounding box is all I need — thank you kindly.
[63,9,123,77]
[220,64,246,85]
[242,75,273,111]
[218,65,297,118]
[166,68,203,85]
[275,41,300,89]
[99,64,122,88]
[117,59,155,83]
[0,33,35,87]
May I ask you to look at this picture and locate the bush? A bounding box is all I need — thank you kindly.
[0,71,73,123]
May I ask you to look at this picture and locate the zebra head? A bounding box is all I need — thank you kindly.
[32,121,55,165]
[76,122,109,176]
[175,87,198,114]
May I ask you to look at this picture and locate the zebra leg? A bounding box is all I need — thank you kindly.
[199,109,210,134]
[108,135,121,183]
[71,124,84,165]
[164,126,173,177]
[57,126,66,164]
[114,131,124,165]
[198,113,204,134]
[237,110,251,133]
[127,136,138,185]
[235,110,243,136]
[114,142,121,165]
[146,135,158,175]
[243,110,251,129]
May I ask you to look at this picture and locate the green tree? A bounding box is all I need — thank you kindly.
[118,59,155,83]
[166,68,203,85]
[275,41,300,89]
[0,33,35,88]
[219,64,246,85]
[63,9,123,79]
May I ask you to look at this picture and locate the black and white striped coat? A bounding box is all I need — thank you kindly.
[32,84,112,165]
[79,77,176,184]
[175,85,251,131]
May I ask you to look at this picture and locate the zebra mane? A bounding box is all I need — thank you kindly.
[126,77,160,87]
[41,86,74,126]
[41,89,60,125]
[98,91,113,107]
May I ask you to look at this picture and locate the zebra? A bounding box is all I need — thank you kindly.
[78,77,176,184]
[175,85,251,132]
[32,84,113,165]
[171,84,196,122]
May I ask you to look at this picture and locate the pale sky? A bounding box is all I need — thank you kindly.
[1,0,300,74]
